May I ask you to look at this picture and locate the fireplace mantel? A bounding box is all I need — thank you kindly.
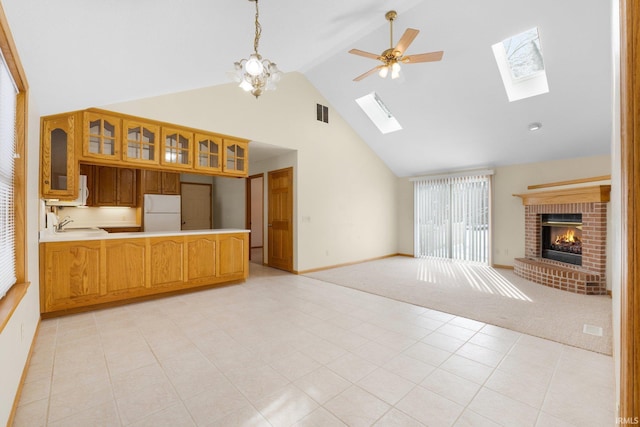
[513,185,611,206]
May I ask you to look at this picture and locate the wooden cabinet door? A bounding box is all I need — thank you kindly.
[95,166,118,206]
[194,133,222,173]
[117,168,137,207]
[185,235,217,285]
[122,120,160,165]
[222,139,248,176]
[104,239,146,294]
[41,114,77,199]
[161,127,193,169]
[162,172,180,194]
[41,241,102,313]
[82,111,121,161]
[141,170,162,194]
[217,233,247,278]
[148,237,184,287]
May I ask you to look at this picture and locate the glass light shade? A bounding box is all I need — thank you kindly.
[379,66,389,78]
[239,79,253,92]
[391,69,400,79]
[391,62,401,72]
[245,54,264,76]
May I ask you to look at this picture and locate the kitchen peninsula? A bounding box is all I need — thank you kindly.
[39,229,249,317]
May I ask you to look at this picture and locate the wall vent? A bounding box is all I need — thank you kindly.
[316,104,329,123]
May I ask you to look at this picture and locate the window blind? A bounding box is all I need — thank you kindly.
[414,172,491,264]
[0,53,17,299]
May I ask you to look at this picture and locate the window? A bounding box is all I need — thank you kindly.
[413,171,492,263]
[0,54,17,299]
[492,27,549,102]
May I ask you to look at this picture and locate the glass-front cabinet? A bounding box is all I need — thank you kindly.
[41,114,76,199]
[161,127,193,169]
[222,139,248,176]
[194,133,222,173]
[83,111,120,160]
[122,120,159,165]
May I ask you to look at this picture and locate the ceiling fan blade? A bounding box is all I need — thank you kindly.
[395,28,419,55]
[348,49,380,60]
[354,66,384,81]
[402,51,444,63]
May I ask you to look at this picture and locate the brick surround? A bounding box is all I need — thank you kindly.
[514,202,607,295]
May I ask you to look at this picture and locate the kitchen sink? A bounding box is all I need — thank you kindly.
[56,227,108,235]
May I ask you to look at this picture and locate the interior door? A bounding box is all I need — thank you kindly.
[268,167,293,272]
[180,182,212,230]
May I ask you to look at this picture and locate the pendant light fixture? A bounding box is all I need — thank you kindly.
[230,0,281,98]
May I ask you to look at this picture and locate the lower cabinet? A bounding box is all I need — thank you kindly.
[39,232,248,315]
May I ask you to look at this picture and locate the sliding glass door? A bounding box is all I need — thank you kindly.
[414,173,491,263]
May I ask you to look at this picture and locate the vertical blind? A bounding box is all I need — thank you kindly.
[0,52,17,299]
[414,172,491,263]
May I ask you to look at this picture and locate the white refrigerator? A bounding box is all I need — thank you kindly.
[143,194,181,232]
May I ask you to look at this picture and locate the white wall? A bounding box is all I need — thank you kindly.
[104,73,399,271]
[212,176,245,229]
[250,177,264,247]
[0,93,42,426]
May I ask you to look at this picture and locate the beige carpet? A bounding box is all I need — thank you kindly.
[305,256,612,355]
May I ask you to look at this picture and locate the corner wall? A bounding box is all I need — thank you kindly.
[104,73,399,272]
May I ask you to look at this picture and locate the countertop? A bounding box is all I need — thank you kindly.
[39,228,250,243]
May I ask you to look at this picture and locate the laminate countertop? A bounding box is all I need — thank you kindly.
[39,228,250,243]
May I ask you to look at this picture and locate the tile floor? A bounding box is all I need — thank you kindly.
[13,264,615,426]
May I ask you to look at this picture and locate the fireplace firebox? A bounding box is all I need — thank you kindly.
[541,213,583,265]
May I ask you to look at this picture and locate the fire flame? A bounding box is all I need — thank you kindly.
[555,229,578,244]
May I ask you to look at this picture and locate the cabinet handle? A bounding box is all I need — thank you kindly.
[268,223,273,227]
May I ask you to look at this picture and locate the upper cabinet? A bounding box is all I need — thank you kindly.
[122,120,160,166]
[83,111,121,161]
[141,170,180,195]
[41,109,249,197]
[194,133,222,174]
[223,139,248,176]
[161,127,193,169]
[41,114,77,199]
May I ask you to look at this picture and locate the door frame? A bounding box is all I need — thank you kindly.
[267,167,294,272]
[246,173,264,260]
[619,0,640,418]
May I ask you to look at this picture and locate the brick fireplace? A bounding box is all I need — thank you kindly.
[513,185,610,295]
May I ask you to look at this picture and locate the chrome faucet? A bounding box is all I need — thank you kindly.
[56,216,73,231]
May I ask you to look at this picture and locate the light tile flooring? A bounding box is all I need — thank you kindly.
[13,264,614,426]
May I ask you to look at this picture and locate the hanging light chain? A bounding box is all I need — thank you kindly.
[253,0,262,54]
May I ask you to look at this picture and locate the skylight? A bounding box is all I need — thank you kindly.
[492,27,549,102]
[355,92,402,134]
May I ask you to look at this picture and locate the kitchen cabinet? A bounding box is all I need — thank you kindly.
[222,139,248,176]
[122,119,160,166]
[104,239,146,294]
[141,170,180,195]
[161,127,193,169]
[82,111,121,161]
[39,240,101,313]
[39,231,249,316]
[185,235,217,285]
[94,166,138,207]
[194,133,222,173]
[149,237,184,288]
[41,114,77,199]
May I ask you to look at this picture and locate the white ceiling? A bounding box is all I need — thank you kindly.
[2,0,612,177]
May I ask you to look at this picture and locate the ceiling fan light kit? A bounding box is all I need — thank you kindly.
[349,10,444,82]
[229,0,282,98]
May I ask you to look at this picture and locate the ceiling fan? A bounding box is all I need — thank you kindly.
[348,10,444,81]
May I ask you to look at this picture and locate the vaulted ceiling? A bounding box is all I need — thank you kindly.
[2,0,612,177]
